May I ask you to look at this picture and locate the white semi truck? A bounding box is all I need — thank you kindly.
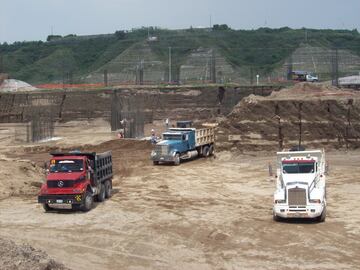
[273,149,326,222]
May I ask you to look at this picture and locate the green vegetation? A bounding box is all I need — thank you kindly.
[0,27,359,84]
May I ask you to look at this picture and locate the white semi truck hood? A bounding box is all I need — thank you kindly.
[282,173,315,186]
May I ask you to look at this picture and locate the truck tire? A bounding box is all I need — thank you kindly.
[209,144,214,156]
[82,191,93,212]
[104,181,112,199]
[174,154,180,166]
[202,146,210,157]
[153,161,159,165]
[317,207,326,222]
[43,203,52,212]
[273,213,281,222]
[97,184,106,202]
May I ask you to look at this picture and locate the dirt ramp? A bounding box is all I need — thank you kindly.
[219,83,360,150]
[13,139,153,182]
[0,237,69,270]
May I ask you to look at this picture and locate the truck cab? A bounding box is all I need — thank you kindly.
[38,151,112,212]
[153,130,196,165]
[306,73,319,82]
[273,149,326,222]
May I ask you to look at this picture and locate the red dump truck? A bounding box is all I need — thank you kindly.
[38,151,113,212]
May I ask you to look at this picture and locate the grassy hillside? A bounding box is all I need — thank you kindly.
[0,27,359,84]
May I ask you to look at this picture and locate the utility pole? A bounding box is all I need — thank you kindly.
[298,103,303,149]
[139,60,144,85]
[211,49,216,83]
[104,69,108,87]
[287,56,293,81]
[0,54,3,73]
[168,47,172,83]
[331,48,339,87]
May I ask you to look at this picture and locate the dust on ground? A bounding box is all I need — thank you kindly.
[0,134,360,269]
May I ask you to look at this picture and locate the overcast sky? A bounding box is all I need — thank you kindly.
[1,0,359,43]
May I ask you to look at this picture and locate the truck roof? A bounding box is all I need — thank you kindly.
[51,152,96,159]
[169,128,195,132]
[162,131,184,136]
[277,150,324,162]
[164,128,195,135]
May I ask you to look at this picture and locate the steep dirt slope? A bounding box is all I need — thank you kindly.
[219,83,360,150]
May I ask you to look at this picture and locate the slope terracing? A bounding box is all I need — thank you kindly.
[219,83,360,150]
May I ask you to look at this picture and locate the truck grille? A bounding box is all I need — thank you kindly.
[288,187,307,206]
[47,180,74,188]
[155,145,168,155]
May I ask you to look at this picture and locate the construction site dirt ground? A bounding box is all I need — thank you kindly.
[0,125,360,270]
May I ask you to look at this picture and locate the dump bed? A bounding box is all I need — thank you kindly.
[195,127,215,147]
[95,151,113,183]
[168,127,215,147]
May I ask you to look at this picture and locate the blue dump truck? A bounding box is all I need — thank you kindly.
[150,121,215,165]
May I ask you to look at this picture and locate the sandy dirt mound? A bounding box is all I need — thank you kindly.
[0,237,69,270]
[0,79,37,92]
[219,83,360,151]
[0,156,44,199]
[267,82,355,99]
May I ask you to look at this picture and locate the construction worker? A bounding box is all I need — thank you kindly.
[150,129,157,144]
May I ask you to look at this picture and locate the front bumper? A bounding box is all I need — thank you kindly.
[151,154,176,162]
[38,194,83,205]
[273,204,325,219]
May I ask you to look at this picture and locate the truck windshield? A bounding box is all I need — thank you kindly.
[163,134,182,140]
[282,162,315,174]
[50,159,84,173]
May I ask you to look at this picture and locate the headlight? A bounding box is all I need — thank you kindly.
[275,200,286,204]
[309,199,321,204]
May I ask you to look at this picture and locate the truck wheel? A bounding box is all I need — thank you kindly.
[97,184,106,202]
[273,213,281,222]
[202,146,210,157]
[209,145,214,156]
[153,161,159,165]
[104,181,112,199]
[317,207,326,223]
[174,154,180,166]
[43,203,52,212]
[82,191,93,212]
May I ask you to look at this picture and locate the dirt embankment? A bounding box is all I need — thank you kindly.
[0,237,69,270]
[0,156,44,200]
[8,139,153,186]
[219,83,360,151]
